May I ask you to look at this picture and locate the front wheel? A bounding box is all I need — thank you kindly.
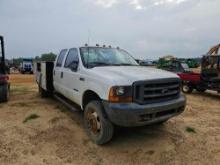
[182,83,193,93]
[84,101,114,145]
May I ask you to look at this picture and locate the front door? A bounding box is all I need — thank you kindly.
[62,48,81,104]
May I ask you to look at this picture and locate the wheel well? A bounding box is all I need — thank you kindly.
[82,90,101,109]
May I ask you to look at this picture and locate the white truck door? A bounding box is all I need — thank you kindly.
[62,48,81,104]
[53,49,68,94]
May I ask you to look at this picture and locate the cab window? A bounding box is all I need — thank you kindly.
[56,49,67,67]
[64,48,79,68]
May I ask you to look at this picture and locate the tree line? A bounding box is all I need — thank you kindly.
[11,52,57,68]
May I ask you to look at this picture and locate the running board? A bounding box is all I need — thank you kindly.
[53,94,80,112]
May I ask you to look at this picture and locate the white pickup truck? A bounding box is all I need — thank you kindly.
[35,45,186,144]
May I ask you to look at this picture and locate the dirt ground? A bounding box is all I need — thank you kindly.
[0,74,220,165]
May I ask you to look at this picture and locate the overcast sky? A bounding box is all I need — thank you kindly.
[0,0,220,59]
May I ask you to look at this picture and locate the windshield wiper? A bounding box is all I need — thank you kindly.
[88,62,137,68]
[89,62,112,67]
[117,63,137,66]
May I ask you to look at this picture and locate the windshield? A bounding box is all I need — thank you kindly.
[80,47,138,68]
[181,63,189,69]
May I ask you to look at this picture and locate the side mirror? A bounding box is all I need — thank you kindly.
[69,61,79,71]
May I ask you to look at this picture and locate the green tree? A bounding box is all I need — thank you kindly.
[40,52,57,61]
[34,56,41,61]
[12,58,23,68]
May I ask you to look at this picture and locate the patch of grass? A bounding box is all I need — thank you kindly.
[23,114,40,123]
[185,126,196,133]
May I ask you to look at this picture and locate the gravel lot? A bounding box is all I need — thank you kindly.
[0,74,219,165]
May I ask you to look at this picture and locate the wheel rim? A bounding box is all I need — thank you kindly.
[183,85,189,92]
[86,109,101,135]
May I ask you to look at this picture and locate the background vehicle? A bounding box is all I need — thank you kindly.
[178,58,199,68]
[0,36,9,102]
[157,59,190,73]
[35,45,186,144]
[157,55,175,69]
[158,55,199,69]
[19,58,33,74]
[139,59,156,66]
[178,44,220,93]
[156,57,201,93]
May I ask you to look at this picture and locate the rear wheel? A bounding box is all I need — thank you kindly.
[84,101,114,145]
[0,84,9,102]
[182,83,193,93]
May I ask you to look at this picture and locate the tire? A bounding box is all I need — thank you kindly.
[84,101,114,145]
[182,83,193,93]
[38,86,48,97]
[0,84,9,102]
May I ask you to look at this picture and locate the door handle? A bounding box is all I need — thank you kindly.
[54,70,55,75]
[79,77,85,81]
[60,72,63,78]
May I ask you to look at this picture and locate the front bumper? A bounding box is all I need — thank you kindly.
[102,95,186,127]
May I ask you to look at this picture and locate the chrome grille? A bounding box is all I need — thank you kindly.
[133,78,180,104]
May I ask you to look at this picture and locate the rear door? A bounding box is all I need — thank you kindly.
[62,48,81,103]
[53,49,68,94]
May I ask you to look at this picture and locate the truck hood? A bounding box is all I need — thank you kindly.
[89,66,179,85]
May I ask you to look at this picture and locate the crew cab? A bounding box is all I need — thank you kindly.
[35,45,186,144]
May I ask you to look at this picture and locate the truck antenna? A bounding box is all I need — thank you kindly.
[88,29,91,46]
[87,29,90,69]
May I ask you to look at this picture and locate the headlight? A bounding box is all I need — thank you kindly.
[108,86,132,103]
[115,86,125,96]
